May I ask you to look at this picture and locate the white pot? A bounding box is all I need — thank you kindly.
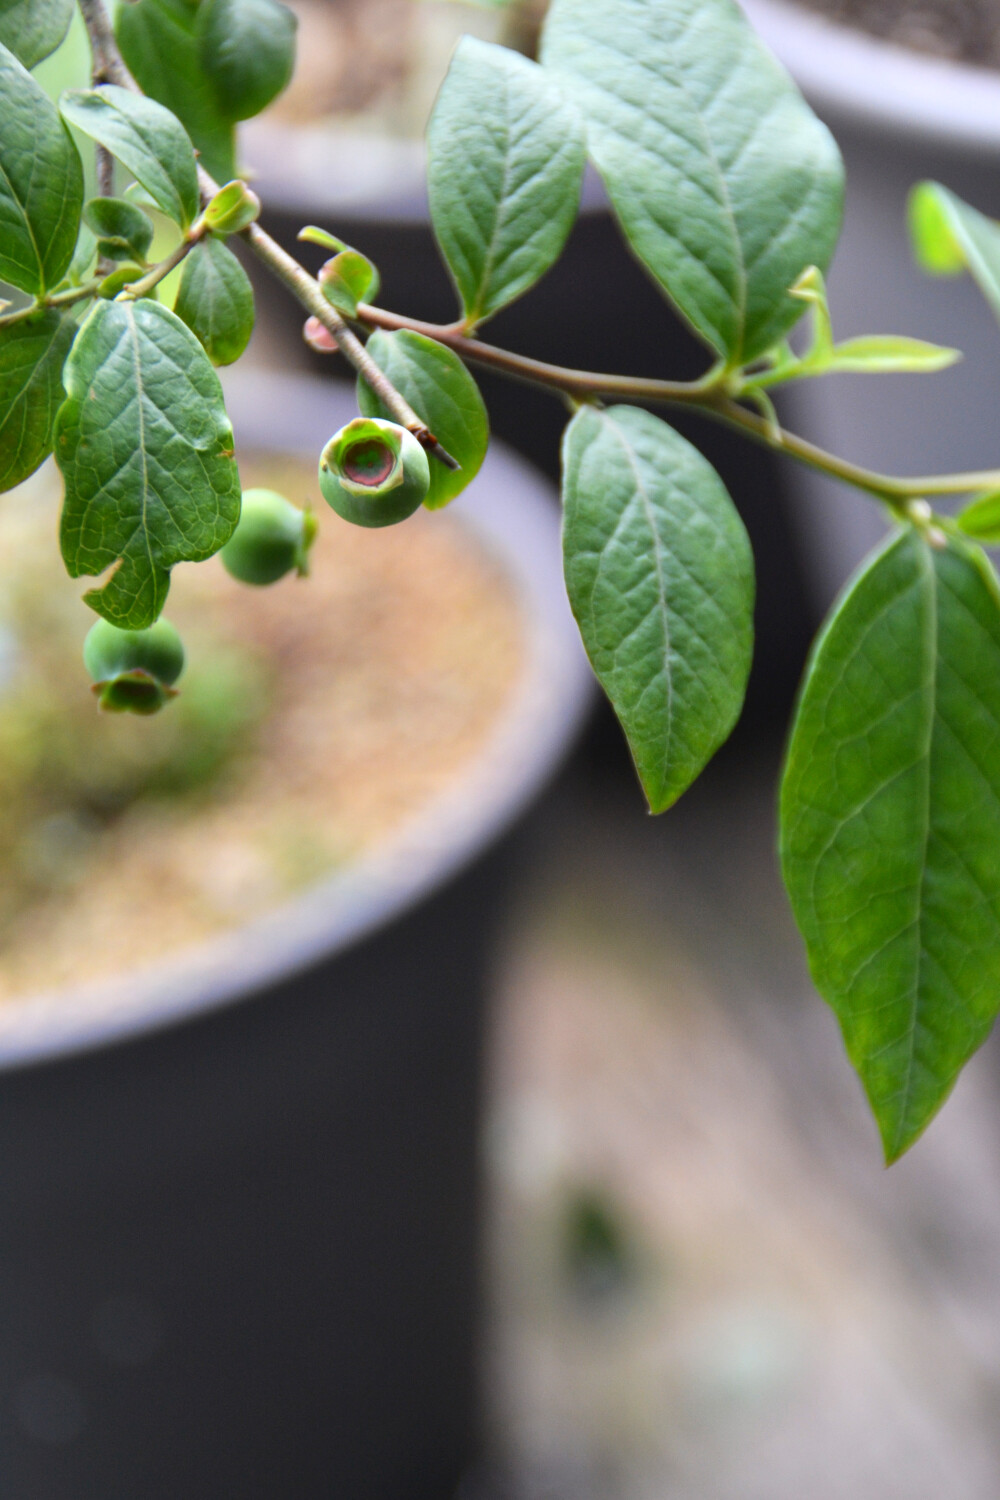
[742,0,1000,607]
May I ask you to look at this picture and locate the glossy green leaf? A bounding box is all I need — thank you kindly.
[428,36,585,326]
[54,298,241,628]
[173,236,254,366]
[826,335,961,375]
[562,404,754,811]
[781,529,1000,1161]
[84,196,155,264]
[0,0,73,69]
[197,0,297,121]
[319,250,379,319]
[60,85,200,229]
[0,41,83,294]
[957,490,1000,543]
[116,0,236,184]
[0,309,75,491]
[357,330,488,510]
[909,183,1000,326]
[540,0,844,365]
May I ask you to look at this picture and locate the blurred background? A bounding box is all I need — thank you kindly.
[245,3,1000,1494]
[8,2,1000,1496]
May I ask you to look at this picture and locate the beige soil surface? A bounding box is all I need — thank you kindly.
[0,454,521,1001]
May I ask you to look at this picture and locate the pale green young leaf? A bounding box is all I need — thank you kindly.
[826,335,961,375]
[116,0,236,184]
[781,529,1000,1161]
[0,0,73,69]
[357,330,488,510]
[957,490,1000,543]
[562,405,754,811]
[428,36,585,326]
[197,0,297,121]
[909,182,967,275]
[203,179,260,234]
[540,0,844,366]
[298,226,348,253]
[909,183,1000,327]
[60,85,199,229]
[84,196,155,264]
[0,309,75,491]
[0,41,83,294]
[54,298,241,628]
[173,236,254,366]
[319,250,379,319]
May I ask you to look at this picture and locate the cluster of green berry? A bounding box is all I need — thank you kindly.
[84,417,427,714]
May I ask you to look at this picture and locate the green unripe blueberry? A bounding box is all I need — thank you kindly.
[318,417,430,528]
[220,488,317,585]
[83,617,185,715]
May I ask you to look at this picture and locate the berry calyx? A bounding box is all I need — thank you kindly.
[318,417,430,528]
[83,617,185,715]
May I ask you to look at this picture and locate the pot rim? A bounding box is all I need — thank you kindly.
[240,119,610,222]
[742,0,1000,155]
[0,370,592,1072]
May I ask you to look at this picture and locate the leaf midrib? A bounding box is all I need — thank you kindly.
[124,302,156,591]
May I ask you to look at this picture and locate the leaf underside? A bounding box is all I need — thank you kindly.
[781,529,1000,1161]
[60,84,200,229]
[54,298,241,628]
[540,0,844,365]
[562,404,754,812]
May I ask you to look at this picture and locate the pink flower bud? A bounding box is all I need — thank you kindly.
[303,316,338,353]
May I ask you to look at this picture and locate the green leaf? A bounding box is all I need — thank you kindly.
[297,226,348,252]
[197,0,297,121]
[84,196,155,264]
[781,529,1000,1161]
[540,0,844,366]
[957,490,1000,543]
[428,36,585,326]
[909,183,1000,326]
[66,223,98,285]
[319,249,379,319]
[54,297,241,628]
[909,182,967,275]
[0,308,75,491]
[60,85,200,230]
[173,236,254,366]
[562,404,754,811]
[0,0,73,69]
[116,0,237,184]
[203,179,260,234]
[826,335,961,375]
[357,329,489,510]
[0,41,83,294]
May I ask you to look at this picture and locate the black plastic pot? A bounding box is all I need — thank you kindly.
[0,374,592,1500]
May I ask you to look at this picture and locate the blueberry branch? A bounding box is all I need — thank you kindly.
[74,0,461,473]
[356,303,1000,508]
